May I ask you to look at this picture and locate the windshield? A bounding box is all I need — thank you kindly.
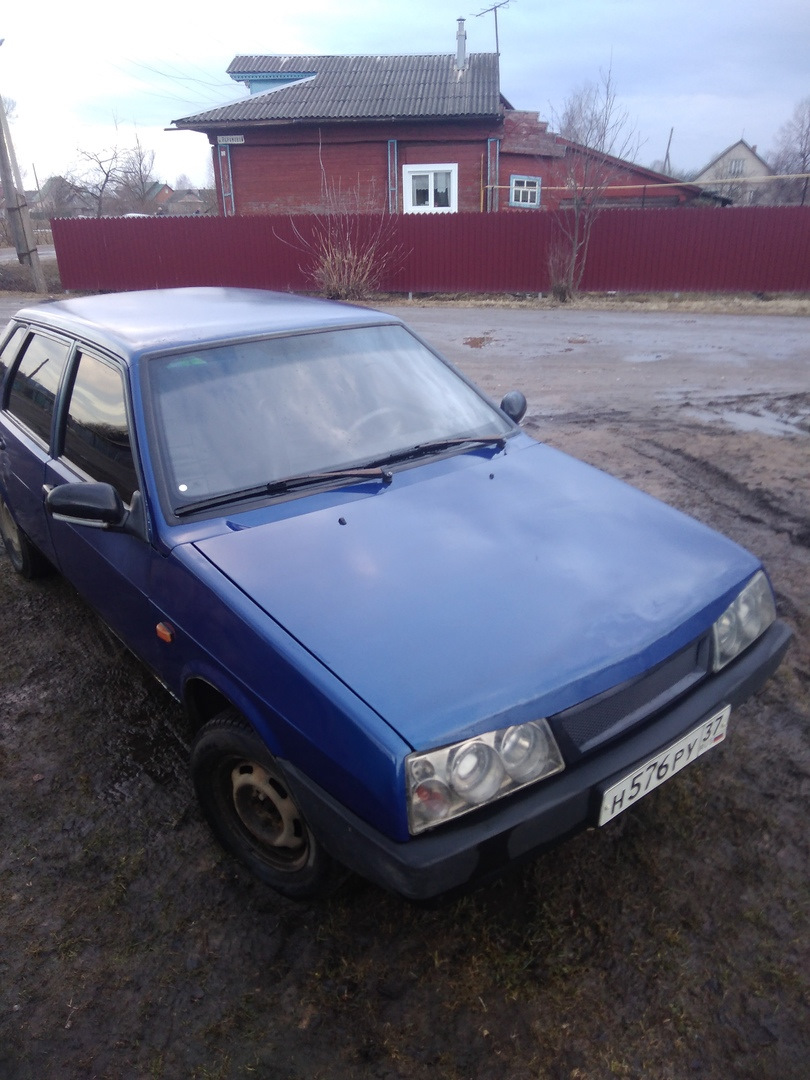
[146,323,512,514]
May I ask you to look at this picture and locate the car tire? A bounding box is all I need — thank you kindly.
[190,710,345,899]
[0,494,50,579]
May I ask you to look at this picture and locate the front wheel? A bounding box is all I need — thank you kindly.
[190,711,344,899]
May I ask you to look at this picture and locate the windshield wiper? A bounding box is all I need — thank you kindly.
[367,434,507,470]
[175,438,505,516]
[175,466,393,517]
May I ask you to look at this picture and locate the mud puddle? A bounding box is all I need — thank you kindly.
[677,392,810,438]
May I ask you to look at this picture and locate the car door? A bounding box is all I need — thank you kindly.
[0,327,72,564]
[44,347,168,675]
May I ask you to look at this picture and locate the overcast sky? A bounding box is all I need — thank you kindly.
[1,0,808,190]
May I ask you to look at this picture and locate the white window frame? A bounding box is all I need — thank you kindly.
[402,164,458,214]
[509,175,542,208]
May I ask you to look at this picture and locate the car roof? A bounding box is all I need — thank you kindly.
[13,287,396,359]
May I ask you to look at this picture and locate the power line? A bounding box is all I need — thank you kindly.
[112,58,241,111]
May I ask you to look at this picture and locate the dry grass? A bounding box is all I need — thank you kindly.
[0,258,62,294]
[375,290,810,316]
[2,249,807,316]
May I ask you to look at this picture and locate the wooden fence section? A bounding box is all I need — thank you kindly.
[52,206,810,296]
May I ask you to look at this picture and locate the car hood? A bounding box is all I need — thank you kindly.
[193,439,760,750]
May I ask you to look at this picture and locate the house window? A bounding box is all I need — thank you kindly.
[509,176,541,208]
[729,159,745,177]
[403,164,458,213]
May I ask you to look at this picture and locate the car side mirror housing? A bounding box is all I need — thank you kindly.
[46,482,127,528]
[500,390,527,424]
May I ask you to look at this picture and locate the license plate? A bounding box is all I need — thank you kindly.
[598,705,731,826]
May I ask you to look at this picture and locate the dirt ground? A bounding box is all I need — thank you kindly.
[1,294,808,1080]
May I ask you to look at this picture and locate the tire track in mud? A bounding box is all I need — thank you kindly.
[633,438,810,548]
[530,409,809,549]
[628,439,810,664]
[532,413,810,655]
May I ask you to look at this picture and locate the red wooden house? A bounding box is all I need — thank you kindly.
[172,21,704,216]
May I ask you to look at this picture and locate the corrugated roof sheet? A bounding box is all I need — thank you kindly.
[173,53,502,127]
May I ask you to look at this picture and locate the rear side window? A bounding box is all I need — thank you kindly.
[62,352,138,503]
[0,326,27,390]
[5,333,70,445]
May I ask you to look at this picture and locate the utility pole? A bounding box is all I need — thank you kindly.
[0,41,47,293]
[663,128,674,175]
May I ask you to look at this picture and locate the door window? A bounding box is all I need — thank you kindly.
[5,333,70,445]
[0,326,28,389]
[62,352,138,503]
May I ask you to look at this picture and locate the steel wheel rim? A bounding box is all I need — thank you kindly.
[229,760,310,871]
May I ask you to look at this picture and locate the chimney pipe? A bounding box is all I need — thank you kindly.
[456,17,467,71]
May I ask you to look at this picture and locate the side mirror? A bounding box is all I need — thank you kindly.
[500,390,527,424]
[46,482,127,528]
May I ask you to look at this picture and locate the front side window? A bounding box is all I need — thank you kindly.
[62,352,138,503]
[728,158,745,177]
[403,164,458,213]
[509,176,541,208]
[5,333,70,445]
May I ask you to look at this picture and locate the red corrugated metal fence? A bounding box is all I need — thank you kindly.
[51,207,810,296]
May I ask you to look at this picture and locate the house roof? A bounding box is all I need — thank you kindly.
[144,181,171,200]
[500,112,566,158]
[164,189,204,206]
[697,139,774,178]
[173,53,503,128]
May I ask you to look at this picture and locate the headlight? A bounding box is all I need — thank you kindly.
[712,571,776,671]
[406,719,565,834]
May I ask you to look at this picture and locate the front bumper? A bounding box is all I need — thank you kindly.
[283,620,792,900]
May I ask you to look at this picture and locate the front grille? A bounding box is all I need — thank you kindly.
[548,636,711,761]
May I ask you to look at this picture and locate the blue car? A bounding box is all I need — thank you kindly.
[0,288,791,899]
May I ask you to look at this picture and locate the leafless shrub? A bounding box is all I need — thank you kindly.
[302,213,403,300]
[281,183,406,300]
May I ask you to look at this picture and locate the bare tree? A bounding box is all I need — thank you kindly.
[549,67,641,300]
[34,175,90,219]
[115,135,158,213]
[768,97,810,205]
[74,145,124,218]
[69,135,164,216]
